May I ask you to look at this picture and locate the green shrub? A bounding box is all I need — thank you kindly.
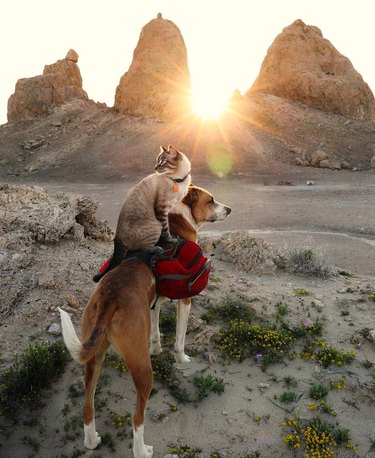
[309,384,328,400]
[193,374,225,400]
[202,296,255,323]
[0,340,69,418]
[216,320,294,363]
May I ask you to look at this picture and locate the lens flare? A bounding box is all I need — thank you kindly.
[206,144,233,177]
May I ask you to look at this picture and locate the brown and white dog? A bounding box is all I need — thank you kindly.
[59,185,231,458]
[150,185,231,363]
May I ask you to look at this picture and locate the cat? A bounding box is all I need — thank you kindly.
[93,145,191,282]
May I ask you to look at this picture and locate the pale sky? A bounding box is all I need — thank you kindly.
[1,0,374,124]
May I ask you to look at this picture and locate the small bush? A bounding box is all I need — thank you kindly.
[282,320,323,338]
[278,243,333,278]
[282,417,356,456]
[309,384,328,400]
[302,340,356,367]
[283,376,298,388]
[151,352,191,403]
[151,352,175,381]
[216,320,294,363]
[279,391,298,404]
[0,340,70,418]
[293,288,312,297]
[169,444,202,457]
[159,312,177,334]
[316,345,356,368]
[202,295,255,324]
[193,374,225,401]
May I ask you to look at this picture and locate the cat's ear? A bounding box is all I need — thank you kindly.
[160,145,168,153]
[167,145,179,159]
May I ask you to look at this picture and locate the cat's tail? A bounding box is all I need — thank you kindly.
[93,237,127,283]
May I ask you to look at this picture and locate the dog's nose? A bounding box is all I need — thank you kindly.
[225,206,232,215]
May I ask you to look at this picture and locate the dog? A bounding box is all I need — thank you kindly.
[59,185,231,458]
[150,185,231,363]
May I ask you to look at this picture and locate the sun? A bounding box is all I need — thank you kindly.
[192,87,229,119]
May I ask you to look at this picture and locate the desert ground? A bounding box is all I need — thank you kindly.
[13,166,375,275]
[1,167,374,458]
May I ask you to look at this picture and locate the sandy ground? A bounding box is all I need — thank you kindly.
[1,170,375,458]
[14,168,375,275]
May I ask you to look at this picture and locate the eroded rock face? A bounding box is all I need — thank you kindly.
[7,50,88,122]
[0,184,112,245]
[249,19,375,121]
[114,14,191,120]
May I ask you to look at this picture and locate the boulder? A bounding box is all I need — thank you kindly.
[216,231,278,274]
[319,159,342,170]
[371,156,375,169]
[7,50,88,122]
[114,14,191,120]
[249,19,375,121]
[0,184,112,244]
[310,150,329,166]
[65,49,79,63]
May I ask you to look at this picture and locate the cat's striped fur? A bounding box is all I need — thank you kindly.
[93,145,191,282]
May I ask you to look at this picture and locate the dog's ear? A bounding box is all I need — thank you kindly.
[182,186,199,206]
[160,145,168,153]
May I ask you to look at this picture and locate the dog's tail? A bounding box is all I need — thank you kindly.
[59,307,84,363]
[59,303,115,364]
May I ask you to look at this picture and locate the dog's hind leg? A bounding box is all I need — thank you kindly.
[132,361,153,458]
[174,298,191,363]
[114,339,153,457]
[83,342,109,449]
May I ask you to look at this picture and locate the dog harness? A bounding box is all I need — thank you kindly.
[120,238,210,307]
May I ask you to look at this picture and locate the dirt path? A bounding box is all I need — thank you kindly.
[12,169,375,275]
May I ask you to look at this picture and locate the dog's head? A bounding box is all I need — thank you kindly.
[183,185,231,226]
[155,145,191,178]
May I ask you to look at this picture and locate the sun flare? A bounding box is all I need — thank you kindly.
[192,89,229,119]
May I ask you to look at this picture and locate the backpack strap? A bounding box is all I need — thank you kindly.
[187,259,211,291]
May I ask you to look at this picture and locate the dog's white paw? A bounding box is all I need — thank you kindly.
[84,431,101,449]
[174,351,191,363]
[149,341,162,355]
[134,444,153,457]
[84,421,101,449]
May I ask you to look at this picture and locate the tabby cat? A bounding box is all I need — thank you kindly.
[93,145,191,282]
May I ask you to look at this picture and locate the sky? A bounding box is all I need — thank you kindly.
[1,0,374,124]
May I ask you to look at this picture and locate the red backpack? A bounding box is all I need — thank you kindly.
[151,240,211,299]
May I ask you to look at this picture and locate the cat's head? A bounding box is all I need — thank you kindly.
[155,145,191,178]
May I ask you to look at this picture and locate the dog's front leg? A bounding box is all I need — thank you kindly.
[174,298,191,363]
[149,296,164,355]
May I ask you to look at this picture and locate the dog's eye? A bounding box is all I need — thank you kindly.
[209,197,214,204]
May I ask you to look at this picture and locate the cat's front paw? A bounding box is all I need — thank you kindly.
[160,236,178,244]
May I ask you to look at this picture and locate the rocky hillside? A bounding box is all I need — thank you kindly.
[249,20,375,121]
[1,16,374,180]
[0,93,374,181]
[114,13,191,120]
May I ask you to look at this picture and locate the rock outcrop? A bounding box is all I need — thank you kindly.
[7,49,88,123]
[0,184,112,245]
[114,13,191,120]
[249,20,375,121]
